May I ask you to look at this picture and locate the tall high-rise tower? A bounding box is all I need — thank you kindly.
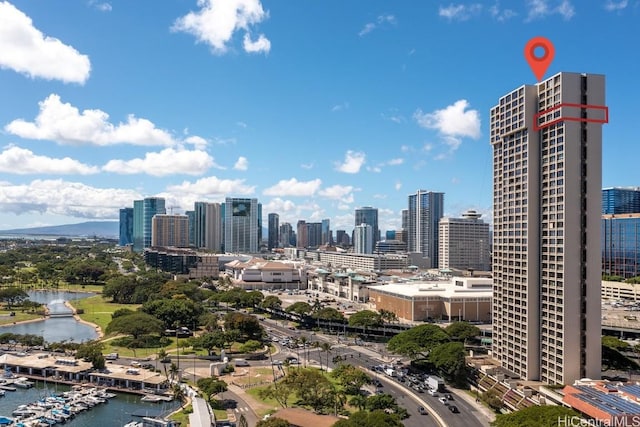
[268,213,279,250]
[407,191,444,268]
[194,202,223,252]
[354,223,373,254]
[491,72,605,385]
[119,207,134,246]
[143,197,166,249]
[355,207,379,246]
[438,210,490,272]
[224,198,259,253]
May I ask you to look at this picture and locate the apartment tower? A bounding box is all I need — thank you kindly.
[438,209,490,272]
[268,213,279,250]
[151,214,189,248]
[491,72,605,385]
[407,191,444,268]
[224,198,259,253]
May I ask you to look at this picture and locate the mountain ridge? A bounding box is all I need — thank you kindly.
[0,221,119,238]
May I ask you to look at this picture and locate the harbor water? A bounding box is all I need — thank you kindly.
[0,381,181,426]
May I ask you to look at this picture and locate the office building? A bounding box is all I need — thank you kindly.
[119,207,134,246]
[224,197,259,253]
[336,230,350,246]
[355,207,379,245]
[194,202,223,252]
[132,200,144,252]
[280,222,293,248]
[307,222,322,248]
[151,214,189,248]
[602,187,640,215]
[354,223,373,254]
[185,210,195,246]
[407,190,444,268]
[296,220,308,248]
[439,210,491,272]
[602,213,640,278]
[491,72,605,384]
[268,213,279,250]
[321,219,331,245]
[143,197,166,249]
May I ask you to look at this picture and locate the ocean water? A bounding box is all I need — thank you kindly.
[0,381,180,427]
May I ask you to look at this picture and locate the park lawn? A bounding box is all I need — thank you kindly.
[0,310,42,326]
[227,367,275,387]
[246,385,292,417]
[69,294,140,332]
[213,409,228,420]
[169,404,190,425]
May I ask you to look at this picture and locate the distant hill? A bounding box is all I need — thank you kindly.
[0,221,119,238]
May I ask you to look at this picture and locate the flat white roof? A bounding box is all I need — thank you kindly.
[368,277,492,299]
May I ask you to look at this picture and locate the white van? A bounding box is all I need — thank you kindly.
[234,359,250,367]
[428,388,438,397]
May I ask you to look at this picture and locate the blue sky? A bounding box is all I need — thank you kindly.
[0,0,637,234]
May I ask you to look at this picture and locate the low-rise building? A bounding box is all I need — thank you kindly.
[367,277,493,322]
[563,379,640,426]
[307,268,375,302]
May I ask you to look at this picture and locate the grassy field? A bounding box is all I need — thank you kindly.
[228,367,276,387]
[70,294,140,332]
[0,310,42,327]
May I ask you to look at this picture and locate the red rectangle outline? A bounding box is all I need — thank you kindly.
[533,103,609,131]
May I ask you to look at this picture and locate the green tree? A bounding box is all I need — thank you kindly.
[239,339,263,353]
[223,312,263,341]
[106,312,164,339]
[256,417,290,427]
[76,340,106,369]
[284,368,337,413]
[428,341,468,386]
[0,287,29,308]
[333,410,404,427]
[141,298,204,330]
[286,301,312,316]
[491,405,580,427]
[602,335,630,351]
[258,382,293,408]
[481,388,504,411]
[348,310,383,328]
[312,307,345,322]
[365,393,408,419]
[197,377,228,402]
[445,321,481,342]
[386,324,450,361]
[330,363,371,395]
[260,295,283,311]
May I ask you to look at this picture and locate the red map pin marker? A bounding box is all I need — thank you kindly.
[524,36,555,81]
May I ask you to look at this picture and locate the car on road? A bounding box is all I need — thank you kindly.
[272,360,283,365]
[438,397,448,404]
[445,393,454,400]
[449,405,459,413]
[418,406,428,415]
[284,357,299,364]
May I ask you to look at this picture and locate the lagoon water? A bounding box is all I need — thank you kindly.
[0,381,180,426]
[0,291,99,343]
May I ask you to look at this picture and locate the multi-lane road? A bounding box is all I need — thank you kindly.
[263,319,490,427]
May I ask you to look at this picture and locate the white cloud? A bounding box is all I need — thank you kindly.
[335,150,366,174]
[331,102,350,112]
[438,4,482,21]
[366,166,382,173]
[236,121,248,128]
[414,100,481,139]
[0,2,91,84]
[489,2,517,21]
[4,94,199,147]
[373,194,387,199]
[263,178,322,197]
[0,145,98,175]
[319,185,355,203]
[604,0,628,11]
[234,156,249,171]
[394,181,402,190]
[300,162,314,170]
[387,158,404,166]
[183,135,208,150]
[423,143,434,152]
[166,176,255,197]
[358,14,396,36]
[400,145,412,152]
[525,0,575,21]
[337,203,351,211]
[89,1,112,12]
[172,0,271,55]
[0,179,141,218]
[243,32,270,53]
[263,197,297,214]
[102,148,216,176]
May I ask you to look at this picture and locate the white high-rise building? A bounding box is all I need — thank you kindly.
[439,210,490,272]
[194,202,223,252]
[407,190,444,268]
[354,223,373,254]
[491,72,605,385]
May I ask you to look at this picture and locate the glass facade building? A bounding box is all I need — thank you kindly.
[602,188,640,214]
[602,214,640,278]
[407,191,444,268]
[119,208,134,246]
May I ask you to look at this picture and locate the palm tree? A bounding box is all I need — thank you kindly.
[311,341,321,370]
[172,384,186,405]
[169,362,179,383]
[320,342,332,373]
[330,386,347,416]
[349,394,367,411]
[299,336,308,367]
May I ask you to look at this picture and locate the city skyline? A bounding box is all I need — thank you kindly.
[0,1,637,234]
